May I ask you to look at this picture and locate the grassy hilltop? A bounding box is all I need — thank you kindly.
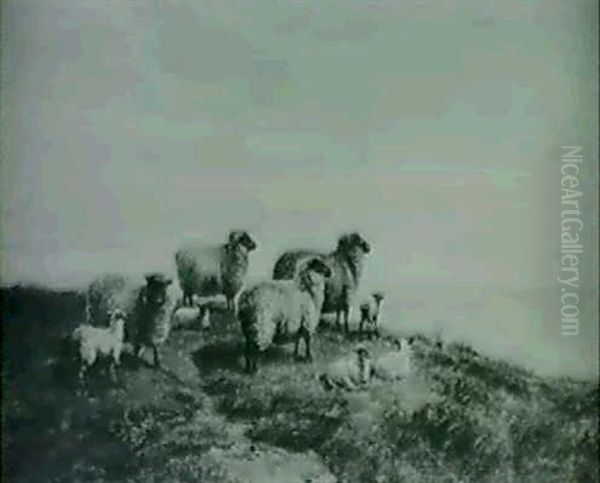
[2,286,598,482]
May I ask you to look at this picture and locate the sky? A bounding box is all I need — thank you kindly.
[1,0,598,379]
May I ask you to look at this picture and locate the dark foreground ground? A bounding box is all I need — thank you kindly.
[2,286,598,482]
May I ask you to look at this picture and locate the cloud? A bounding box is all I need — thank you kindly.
[154,6,254,82]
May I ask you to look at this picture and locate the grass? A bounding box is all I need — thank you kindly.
[2,285,598,482]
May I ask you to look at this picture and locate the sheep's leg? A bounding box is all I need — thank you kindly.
[302,328,312,362]
[335,310,342,330]
[244,342,257,374]
[152,345,161,368]
[343,307,350,334]
[77,364,88,396]
[359,316,366,339]
[293,332,301,359]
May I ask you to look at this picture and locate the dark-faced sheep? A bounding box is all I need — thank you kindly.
[238,258,332,373]
[84,272,175,368]
[175,231,257,316]
[272,232,371,333]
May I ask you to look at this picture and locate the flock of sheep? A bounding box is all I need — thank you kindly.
[68,230,414,393]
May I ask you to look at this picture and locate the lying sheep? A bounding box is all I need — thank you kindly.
[85,272,175,368]
[175,230,257,316]
[71,308,127,392]
[238,258,332,373]
[272,232,371,333]
[359,292,385,339]
[318,345,373,391]
[171,304,211,331]
[371,337,414,381]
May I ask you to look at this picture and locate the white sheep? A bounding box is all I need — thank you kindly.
[272,232,371,333]
[175,230,257,317]
[171,304,211,331]
[85,272,176,368]
[238,258,332,373]
[358,292,385,339]
[371,337,414,381]
[71,308,126,391]
[318,345,373,391]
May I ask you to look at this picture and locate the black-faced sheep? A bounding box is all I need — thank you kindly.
[130,273,175,368]
[175,230,257,315]
[84,272,175,368]
[272,232,371,333]
[71,308,127,392]
[318,345,373,391]
[359,292,385,339]
[238,258,332,373]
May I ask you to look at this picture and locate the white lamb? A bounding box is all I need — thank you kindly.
[171,304,211,331]
[238,258,332,373]
[371,337,414,381]
[71,308,126,391]
[358,292,385,339]
[318,345,373,391]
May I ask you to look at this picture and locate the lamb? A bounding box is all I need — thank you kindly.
[371,337,414,381]
[171,304,211,331]
[175,230,257,316]
[238,258,332,373]
[71,308,127,392]
[272,232,371,333]
[318,345,373,391]
[84,272,176,368]
[358,292,385,339]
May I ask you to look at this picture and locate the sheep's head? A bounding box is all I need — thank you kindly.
[298,258,331,293]
[228,230,257,252]
[305,258,332,278]
[144,273,173,306]
[108,309,127,331]
[393,337,412,352]
[356,345,372,362]
[372,292,385,304]
[338,232,371,255]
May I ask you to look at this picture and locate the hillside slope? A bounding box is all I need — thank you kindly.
[2,286,598,482]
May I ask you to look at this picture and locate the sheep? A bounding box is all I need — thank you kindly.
[171,304,211,331]
[272,232,371,333]
[130,273,176,368]
[175,230,257,317]
[238,257,332,373]
[371,337,414,381]
[358,292,385,339]
[318,345,373,391]
[84,272,176,368]
[71,308,127,392]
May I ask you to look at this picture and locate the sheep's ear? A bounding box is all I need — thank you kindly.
[228,231,242,245]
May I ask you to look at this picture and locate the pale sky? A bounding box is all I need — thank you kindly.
[1,0,598,378]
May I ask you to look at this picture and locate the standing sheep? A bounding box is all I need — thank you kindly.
[318,345,373,391]
[359,292,385,339]
[71,308,127,393]
[272,232,371,333]
[238,258,332,373]
[174,230,257,315]
[130,273,175,368]
[84,272,176,368]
